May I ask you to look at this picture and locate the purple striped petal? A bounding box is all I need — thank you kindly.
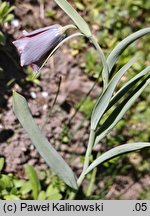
[13,24,64,70]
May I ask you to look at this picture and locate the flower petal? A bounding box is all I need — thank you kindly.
[23,24,61,37]
[20,28,63,66]
[13,24,64,68]
[13,38,29,55]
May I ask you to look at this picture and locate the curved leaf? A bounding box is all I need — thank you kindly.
[91,55,138,130]
[107,66,150,111]
[103,27,150,76]
[90,36,109,88]
[13,92,78,190]
[95,77,150,145]
[86,142,150,174]
[54,0,91,37]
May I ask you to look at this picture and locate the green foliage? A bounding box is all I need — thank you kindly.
[77,96,95,119]
[25,67,41,85]
[0,2,14,46]
[54,0,92,37]
[60,124,71,144]
[81,48,102,78]
[0,2,14,25]
[0,31,5,45]
[80,0,150,79]
[69,37,85,56]
[141,188,150,200]
[45,8,56,18]
[0,157,4,171]
[24,164,41,200]
[0,158,65,200]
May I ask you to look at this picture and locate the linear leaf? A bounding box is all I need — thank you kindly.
[86,142,150,174]
[104,27,150,75]
[107,66,150,111]
[91,55,138,130]
[54,0,91,37]
[90,36,109,88]
[24,164,41,200]
[95,77,150,145]
[0,157,4,172]
[13,92,78,190]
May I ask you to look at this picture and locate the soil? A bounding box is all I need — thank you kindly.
[0,0,150,199]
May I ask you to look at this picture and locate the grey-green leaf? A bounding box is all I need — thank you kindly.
[54,0,91,37]
[13,92,78,190]
[91,55,138,130]
[95,77,150,145]
[86,142,150,174]
[107,66,150,111]
[105,27,150,75]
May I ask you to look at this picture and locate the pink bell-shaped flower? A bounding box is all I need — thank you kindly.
[13,24,64,71]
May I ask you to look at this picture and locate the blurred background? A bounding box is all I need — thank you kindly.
[0,0,150,200]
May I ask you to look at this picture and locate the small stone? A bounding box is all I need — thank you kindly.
[11,19,19,27]
[42,91,48,98]
[30,92,37,99]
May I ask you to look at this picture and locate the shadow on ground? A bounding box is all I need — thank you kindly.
[0,32,31,143]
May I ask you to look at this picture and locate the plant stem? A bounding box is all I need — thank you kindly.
[77,129,96,186]
[68,129,96,200]
[86,166,97,197]
[61,24,77,34]
[90,35,109,90]
[32,32,83,79]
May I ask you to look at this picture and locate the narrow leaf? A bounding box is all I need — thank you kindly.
[107,66,150,111]
[91,55,138,130]
[0,157,4,172]
[20,181,32,195]
[95,77,150,145]
[13,92,78,190]
[54,0,91,37]
[86,142,150,174]
[4,195,20,200]
[90,36,109,88]
[24,164,41,200]
[104,27,150,76]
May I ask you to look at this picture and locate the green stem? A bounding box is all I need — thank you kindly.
[32,32,83,79]
[77,129,96,186]
[61,24,77,34]
[90,35,109,90]
[68,129,96,200]
[86,166,97,197]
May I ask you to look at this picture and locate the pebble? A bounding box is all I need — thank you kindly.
[11,19,19,27]
[42,91,48,98]
[30,92,37,99]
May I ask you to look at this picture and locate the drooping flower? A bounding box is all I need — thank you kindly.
[13,24,65,71]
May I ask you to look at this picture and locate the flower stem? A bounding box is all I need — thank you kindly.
[77,129,96,187]
[61,24,77,34]
[86,166,97,197]
[31,32,83,79]
[68,129,96,200]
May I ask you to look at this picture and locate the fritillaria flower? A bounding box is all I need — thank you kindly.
[13,24,65,71]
